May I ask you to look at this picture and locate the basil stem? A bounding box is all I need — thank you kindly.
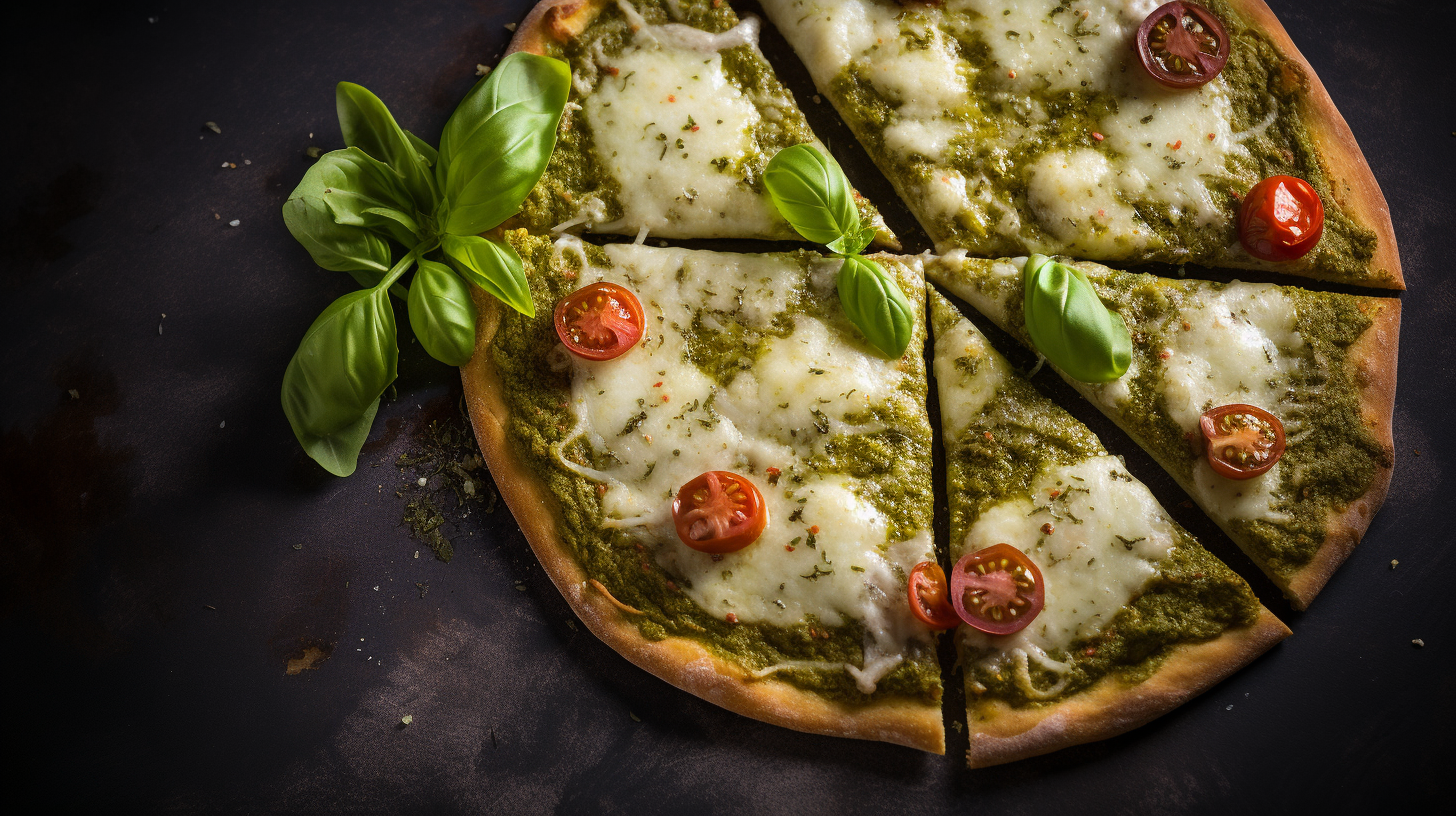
[1021,254,1131,383]
[837,255,914,358]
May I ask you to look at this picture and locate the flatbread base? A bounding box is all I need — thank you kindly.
[965,607,1290,768]
[460,291,945,755]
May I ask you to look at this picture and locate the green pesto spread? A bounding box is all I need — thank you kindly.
[825,0,1384,285]
[932,297,1263,708]
[489,232,938,705]
[514,0,883,238]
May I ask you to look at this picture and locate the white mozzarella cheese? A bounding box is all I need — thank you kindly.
[1025,149,1152,254]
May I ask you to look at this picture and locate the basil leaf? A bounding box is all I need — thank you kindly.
[763,144,869,255]
[1022,254,1131,383]
[281,286,398,439]
[282,194,392,276]
[404,130,437,167]
[408,259,478,366]
[437,52,570,236]
[836,255,914,358]
[442,234,535,317]
[294,398,380,477]
[336,82,439,213]
[293,147,425,246]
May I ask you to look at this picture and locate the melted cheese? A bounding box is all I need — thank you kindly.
[554,239,930,691]
[760,0,1258,257]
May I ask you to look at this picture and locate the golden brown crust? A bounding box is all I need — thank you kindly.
[1280,296,1400,608]
[1225,0,1403,289]
[965,608,1290,768]
[506,0,607,56]
[459,289,944,755]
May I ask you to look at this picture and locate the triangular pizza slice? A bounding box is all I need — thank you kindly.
[760,0,1400,288]
[506,0,897,246]
[463,231,943,751]
[929,290,1289,768]
[927,253,1399,609]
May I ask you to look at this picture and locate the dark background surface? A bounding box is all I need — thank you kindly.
[2,0,1451,811]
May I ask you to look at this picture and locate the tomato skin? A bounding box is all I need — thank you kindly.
[1136,2,1230,89]
[949,544,1045,636]
[671,471,768,553]
[554,282,646,361]
[1239,176,1324,262]
[1199,403,1286,480]
[907,562,960,630]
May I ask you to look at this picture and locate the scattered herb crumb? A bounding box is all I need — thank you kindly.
[400,715,413,726]
[1412,638,1425,648]
[1390,559,1399,569]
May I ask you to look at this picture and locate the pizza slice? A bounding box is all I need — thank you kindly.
[759,0,1401,288]
[928,290,1289,768]
[927,253,1399,609]
[506,0,896,246]
[462,231,943,751]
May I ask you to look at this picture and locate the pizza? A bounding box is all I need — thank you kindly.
[929,290,1289,767]
[505,0,896,246]
[447,0,1403,765]
[927,253,1398,608]
[757,0,1401,288]
[463,231,947,752]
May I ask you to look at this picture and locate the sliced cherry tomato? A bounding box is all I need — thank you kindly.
[1136,2,1230,89]
[950,543,1045,636]
[1238,175,1325,262]
[554,282,645,361]
[1199,403,1286,479]
[671,471,768,553]
[907,562,959,630]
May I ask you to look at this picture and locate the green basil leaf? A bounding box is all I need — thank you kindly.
[282,194,392,276]
[1022,254,1131,383]
[281,286,399,439]
[294,397,380,477]
[442,234,535,317]
[763,144,865,254]
[407,259,478,366]
[836,255,914,358]
[336,82,439,213]
[294,147,425,246]
[437,52,570,236]
[404,130,437,167]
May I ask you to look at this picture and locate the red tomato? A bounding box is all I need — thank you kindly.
[907,562,960,630]
[554,282,645,361]
[1136,2,1230,89]
[1199,403,1286,479]
[949,544,1045,636]
[1239,176,1325,262]
[671,471,768,553]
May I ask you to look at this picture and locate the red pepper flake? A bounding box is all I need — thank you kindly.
[640,562,651,574]
[1007,69,1017,79]
[666,580,678,591]
[1049,489,1061,499]
[725,612,738,624]
[1084,647,1097,657]
[1092,131,1104,141]
[563,269,577,280]
[691,125,700,132]
[809,525,820,535]
[653,381,663,387]
[667,94,676,102]
[1168,139,1183,150]
[1193,572,1205,578]
[1158,349,1172,360]
[634,543,644,552]
[983,431,994,440]
[1207,133,1215,140]
[603,66,620,76]
[643,434,652,443]
[596,484,608,496]
[1096,208,1107,219]
[1181,320,1192,331]
[785,544,795,552]
[1041,522,1055,535]
[713,0,722,7]
[661,394,670,402]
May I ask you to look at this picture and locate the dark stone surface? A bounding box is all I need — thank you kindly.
[1,1,1450,811]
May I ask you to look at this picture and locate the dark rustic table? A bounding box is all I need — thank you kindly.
[3,1,1451,811]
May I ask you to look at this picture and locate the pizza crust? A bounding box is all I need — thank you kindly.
[1280,296,1400,608]
[460,291,945,755]
[965,607,1290,768]
[1224,0,1403,289]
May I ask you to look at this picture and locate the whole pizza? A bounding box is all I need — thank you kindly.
[340,0,1399,766]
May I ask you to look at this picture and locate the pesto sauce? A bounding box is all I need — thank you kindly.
[490,233,939,704]
[826,0,1383,284]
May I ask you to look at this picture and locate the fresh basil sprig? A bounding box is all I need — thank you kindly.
[280,52,569,476]
[762,144,910,358]
[1021,254,1132,383]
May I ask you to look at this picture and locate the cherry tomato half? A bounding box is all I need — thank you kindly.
[949,544,1045,636]
[908,562,960,630]
[1238,175,1325,262]
[554,282,645,361]
[1136,2,1230,89]
[1199,403,1286,480]
[671,471,768,553]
